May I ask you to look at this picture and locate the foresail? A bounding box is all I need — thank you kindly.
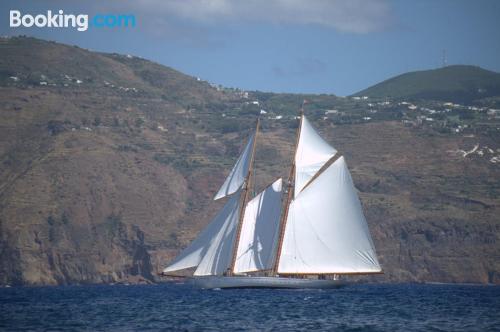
[163,191,242,275]
[278,156,381,274]
[194,190,242,276]
[214,134,255,200]
[294,116,337,197]
[233,178,283,274]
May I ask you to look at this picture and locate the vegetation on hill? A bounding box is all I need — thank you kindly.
[354,65,500,103]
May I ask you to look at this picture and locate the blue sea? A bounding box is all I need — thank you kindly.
[1,283,499,331]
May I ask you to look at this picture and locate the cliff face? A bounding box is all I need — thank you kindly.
[0,37,499,285]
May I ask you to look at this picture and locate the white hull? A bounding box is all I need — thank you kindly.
[187,276,347,289]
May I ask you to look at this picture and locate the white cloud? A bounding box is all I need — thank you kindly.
[127,0,392,34]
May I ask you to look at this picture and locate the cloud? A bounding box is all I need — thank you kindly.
[122,0,393,34]
[273,58,328,78]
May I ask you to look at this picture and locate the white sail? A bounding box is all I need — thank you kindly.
[233,178,283,274]
[295,116,337,197]
[163,191,242,275]
[194,189,242,276]
[278,156,381,274]
[214,134,255,200]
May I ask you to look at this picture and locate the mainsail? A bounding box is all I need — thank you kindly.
[277,115,381,274]
[233,178,283,274]
[214,134,255,200]
[294,116,337,197]
[163,190,242,276]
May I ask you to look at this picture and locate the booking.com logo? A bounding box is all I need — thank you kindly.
[9,10,136,32]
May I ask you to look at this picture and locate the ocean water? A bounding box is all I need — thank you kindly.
[1,282,499,331]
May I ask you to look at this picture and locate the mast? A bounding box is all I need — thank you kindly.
[272,105,304,275]
[229,118,260,275]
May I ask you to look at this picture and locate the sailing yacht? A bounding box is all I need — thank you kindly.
[162,113,382,289]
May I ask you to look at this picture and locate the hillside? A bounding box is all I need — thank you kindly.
[1,36,499,286]
[354,65,500,103]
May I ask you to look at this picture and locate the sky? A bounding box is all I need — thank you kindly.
[1,0,500,96]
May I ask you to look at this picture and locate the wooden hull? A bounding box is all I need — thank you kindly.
[187,276,347,289]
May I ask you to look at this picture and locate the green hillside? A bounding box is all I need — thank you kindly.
[354,65,500,103]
